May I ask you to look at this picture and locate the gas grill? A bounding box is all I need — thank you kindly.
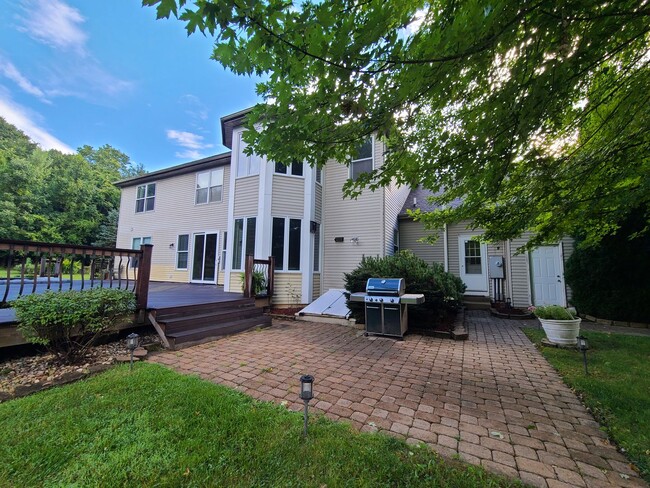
[349,278,425,338]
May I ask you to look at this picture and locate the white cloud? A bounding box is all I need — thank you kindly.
[18,0,87,54]
[166,129,213,159]
[0,56,48,101]
[179,94,209,121]
[0,90,74,153]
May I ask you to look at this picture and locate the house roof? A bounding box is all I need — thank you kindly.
[114,152,231,188]
[220,107,253,149]
[399,187,463,219]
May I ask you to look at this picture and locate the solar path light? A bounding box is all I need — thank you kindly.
[126,333,140,371]
[299,375,314,438]
[577,335,589,375]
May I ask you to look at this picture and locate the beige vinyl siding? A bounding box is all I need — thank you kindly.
[560,237,575,303]
[312,273,321,300]
[398,220,445,265]
[446,221,473,278]
[116,166,230,283]
[321,158,384,291]
[272,273,304,306]
[509,234,533,308]
[233,176,259,216]
[384,180,410,256]
[227,271,243,293]
[271,175,304,216]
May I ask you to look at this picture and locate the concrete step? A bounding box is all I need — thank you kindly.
[463,295,492,310]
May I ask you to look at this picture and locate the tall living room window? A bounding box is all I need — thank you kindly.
[232,217,256,270]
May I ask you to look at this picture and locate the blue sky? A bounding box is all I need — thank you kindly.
[0,0,260,171]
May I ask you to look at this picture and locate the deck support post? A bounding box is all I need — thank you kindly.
[135,244,153,314]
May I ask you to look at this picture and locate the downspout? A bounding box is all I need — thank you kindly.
[443,223,449,272]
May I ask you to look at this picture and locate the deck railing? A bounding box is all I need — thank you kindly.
[0,239,152,310]
[243,255,275,299]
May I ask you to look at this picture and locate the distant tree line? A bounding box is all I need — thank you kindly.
[0,117,145,247]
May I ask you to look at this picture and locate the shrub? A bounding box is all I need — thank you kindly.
[529,305,576,320]
[565,211,650,323]
[343,251,466,325]
[14,288,136,364]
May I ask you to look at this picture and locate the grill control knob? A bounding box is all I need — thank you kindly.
[390,298,395,303]
[368,298,373,302]
[379,298,384,302]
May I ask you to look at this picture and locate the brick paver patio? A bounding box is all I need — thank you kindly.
[149,310,646,488]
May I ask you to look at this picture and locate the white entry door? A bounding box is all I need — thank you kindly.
[458,235,488,294]
[530,245,566,306]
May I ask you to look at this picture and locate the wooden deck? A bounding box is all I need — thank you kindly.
[0,282,246,348]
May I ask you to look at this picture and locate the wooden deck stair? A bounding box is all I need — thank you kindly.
[149,298,271,350]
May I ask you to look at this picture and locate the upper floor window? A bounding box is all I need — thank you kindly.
[237,133,260,178]
[275,160,304,177]
[350,138,373,181]
[135,183,155,213]
[196,168,224,204]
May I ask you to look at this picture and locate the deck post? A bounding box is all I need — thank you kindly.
[267,255,275,299]
[243,254,253,298]
[135,244,153,313]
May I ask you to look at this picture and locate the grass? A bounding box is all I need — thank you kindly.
[522,328,650,481]
[0,363,520,487]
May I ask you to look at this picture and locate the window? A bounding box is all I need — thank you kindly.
[176,234,189,269]
[195,169,224,204]
[271,217,302,271]
[221,231,227,271]
[232,217,256,270]
[236,133,260,178]
[313,229,320,272]
[393,228,399,254]
[464,240,482,274]
[315,166,322,184]
[275,160,304,177]
[350,138,373,181]
[135,183,155,213]
[131,236,151,267]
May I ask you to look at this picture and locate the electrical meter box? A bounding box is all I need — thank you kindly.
[488,256,505,279]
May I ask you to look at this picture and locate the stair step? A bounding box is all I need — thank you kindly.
[167,315,272,347]
[162,307,266,334]
[155,298,254,320]
[463,296,492,310]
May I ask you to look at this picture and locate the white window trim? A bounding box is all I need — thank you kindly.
[195,168,224,205]
[274,160,305,179]
[272,216,302,273]
[232,216,256,270]
[236,132,260,179]
[175,233,190,270]
[349,136,375,181]
[135,183,156,214]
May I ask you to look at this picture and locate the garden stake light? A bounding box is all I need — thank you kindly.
[299,375,314,438]
[126,333,139,371]
[577,336,589,375]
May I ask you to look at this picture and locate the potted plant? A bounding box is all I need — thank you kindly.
[529,305,581,345]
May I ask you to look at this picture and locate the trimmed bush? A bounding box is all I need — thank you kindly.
[565,212,650,323]
[13,287,136,364]
[344,251,466,325]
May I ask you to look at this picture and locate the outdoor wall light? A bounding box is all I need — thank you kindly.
[577,335,589,375]
[169,243,175,249]
[299,375,314,437]
[126,333,140,371]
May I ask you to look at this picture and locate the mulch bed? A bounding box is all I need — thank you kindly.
[0,333,161,400]
[491,303,534,319]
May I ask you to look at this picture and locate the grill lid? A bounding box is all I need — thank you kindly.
[366,278,405,296]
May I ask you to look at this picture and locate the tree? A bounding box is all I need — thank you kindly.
[145,0,650,247]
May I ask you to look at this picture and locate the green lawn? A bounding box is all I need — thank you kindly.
[522,328,650,481]
[0,363,519,487]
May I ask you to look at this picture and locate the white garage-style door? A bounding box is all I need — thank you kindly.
[459,235,488,295]
[530,245,566,306]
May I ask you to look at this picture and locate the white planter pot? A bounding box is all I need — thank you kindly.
[539,318,582,345]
